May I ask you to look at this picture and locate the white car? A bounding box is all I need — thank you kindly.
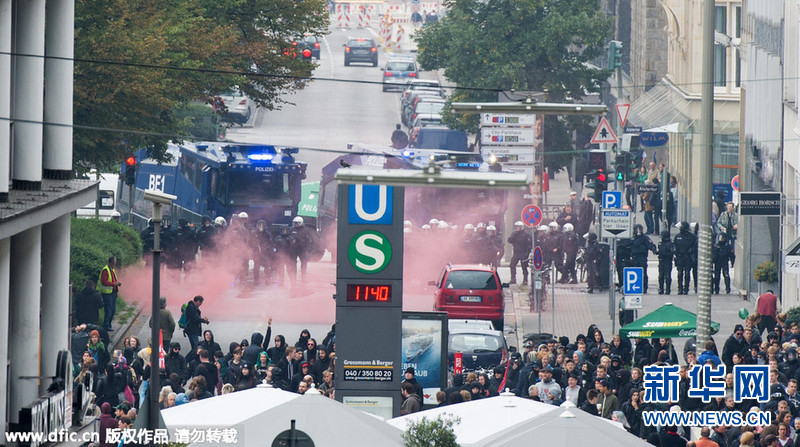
[211,86,253,123]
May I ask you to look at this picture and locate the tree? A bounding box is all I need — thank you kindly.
[73,0,328,171]
[414,0,611,172]
[402,415,461,447]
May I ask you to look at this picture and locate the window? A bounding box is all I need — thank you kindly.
[714,6,727,87]
[714,3,742,90]
[348,39,375,48]
[227,172,289,205]
[445,271,498,290]
[386,62,416,72]
[449,334,503,353]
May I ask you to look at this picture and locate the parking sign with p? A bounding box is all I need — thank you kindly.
[602,191,622,209]
[623,267,643,295]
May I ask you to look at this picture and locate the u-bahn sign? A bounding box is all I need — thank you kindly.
[335,183,404,418]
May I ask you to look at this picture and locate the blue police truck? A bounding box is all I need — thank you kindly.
[118,142,307,229]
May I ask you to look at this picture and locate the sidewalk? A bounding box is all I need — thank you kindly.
[505,171,749,349]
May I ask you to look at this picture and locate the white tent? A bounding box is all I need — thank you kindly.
[479,403,652,447]
[388,393,559,447]
[162,385,405,447]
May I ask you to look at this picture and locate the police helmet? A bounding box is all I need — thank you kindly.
[587,232,598,242]
[563,223,573,232]
[257,219,267,229]
[548,221,559,230]
[514,221,524,227]
[404,220,412,228]
[214,216,227,227]
[404,228,412,234]
[421,224,431,230]
[238,211,249,219]
[292,216,304,225]
[633,224,644,234]
[486,225,496,232]
[661,229,671,239]
[680,221,690,232]
[201,215,212,224]
[438,221,449,229]
[429,218,439,226]
[178,218,189,228]
[537,225,549,233]
[689,222,698,231]
[147,218,154,227]
[464,223,475,231]
[476,222,486,229]
[111,211,121,218]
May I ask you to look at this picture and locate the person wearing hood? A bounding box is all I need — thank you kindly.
[235,363,257,391]
[294,329,312,352]
[224,346,244,385]
[244,318,273,365]
[97,402,117,447]
[312,346,331,384]
[304,338,319,365]
[781,348,800,380]
[96,363,122,407]
[198,330,222,360]
[650,338,680,366]
[270,366,289,391]
[165,342,189,383]
[634,338,654,368]
[268,334,287,365]
[468,381,485,400]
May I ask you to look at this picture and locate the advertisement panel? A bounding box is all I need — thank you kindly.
[402,312,448,407]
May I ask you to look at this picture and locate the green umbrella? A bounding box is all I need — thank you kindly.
[619,303,720,339]
[297,181,319,218]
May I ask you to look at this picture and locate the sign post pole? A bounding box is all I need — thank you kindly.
[610,239,616,334]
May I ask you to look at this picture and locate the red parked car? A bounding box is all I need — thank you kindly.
[431,264,508,331]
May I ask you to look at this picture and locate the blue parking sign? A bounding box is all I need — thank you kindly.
[602,191,622,209]
[623,267,643,295]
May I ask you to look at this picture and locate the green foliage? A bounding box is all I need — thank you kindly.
[414,0,611,172]
[70,218,142,288]
[785,306,800,327]
[174,103,226,141]
[402,414,461,447]
[754,261,778,283]
[73,0,328,170]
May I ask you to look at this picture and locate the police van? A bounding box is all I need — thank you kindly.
[76,171,121,221]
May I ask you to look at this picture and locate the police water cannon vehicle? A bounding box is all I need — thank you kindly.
[118,141,307,229]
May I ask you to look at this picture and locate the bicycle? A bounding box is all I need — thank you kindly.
[575,246,587,283]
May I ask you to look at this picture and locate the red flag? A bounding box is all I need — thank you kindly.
[497,356,512,394]
[453,352,463,376]
[158,329,166,369]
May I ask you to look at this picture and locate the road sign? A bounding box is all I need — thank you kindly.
[600,209,632,238]
[623,267,644,295]
[639,132,669,147]
[624,126,642,134]
[481,113,536,127]
[591,117,617,144]
[622,295,643,309]
[602,191,622,209]
[785,236,800,273]
[739,192,781,216]
[731,175,739,192]
[521,204,543,228]
[532,246,544,271]
[481,127,536,145]
[637,184,659,193]
[616,104,630,127]
[482,147,536,163]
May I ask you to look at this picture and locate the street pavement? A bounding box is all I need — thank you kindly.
[502,172,750,351]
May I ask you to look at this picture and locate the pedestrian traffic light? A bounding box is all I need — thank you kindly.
[594,168,608,202]
[608,40,623,70]
[614,153,628,181]
[124,156,136,186]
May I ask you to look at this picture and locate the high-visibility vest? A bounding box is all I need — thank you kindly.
[96,265,115,294]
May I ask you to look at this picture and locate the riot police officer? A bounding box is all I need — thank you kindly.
[484,225,503,266]
[673,222,696,295]
[712,232,732,294]
[630,224,657,294]
[615,238,632,289]
[560,223,580,284]
[508,221,532,285]
[253,219,274,285]
[545,221,563,274]
[657,229,675,295]
[175,218,197,271]
[584,233,601,293]
[291,216,316,281]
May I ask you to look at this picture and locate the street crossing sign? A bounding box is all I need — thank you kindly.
[591,117,618,144]
[600,208,632,238]
[623,267,644,295]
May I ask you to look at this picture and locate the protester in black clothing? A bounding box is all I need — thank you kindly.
[193,349,218,395]
[673,222,696,295]
[391,124,409,149]
[580,389,600,416]
[312,347,331,384]
[294,329,312,353]
[712,232,732,294]
[198,330,222,360]
[270,366,289,391]
[73,280,104,326]
[244,319,272,365]
[403,367,424,401]
[559,223,580,284]
[184,296,209,354]
[267,334,287,365]
[583,233,602,293]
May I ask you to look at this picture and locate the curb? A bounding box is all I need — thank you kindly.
[109,302,145,351]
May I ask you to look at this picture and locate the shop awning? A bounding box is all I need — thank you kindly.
[619,303,720,339]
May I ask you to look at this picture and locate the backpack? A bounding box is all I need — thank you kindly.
[178,302,189,329]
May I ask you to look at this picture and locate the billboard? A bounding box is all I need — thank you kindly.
[402,312,448,407]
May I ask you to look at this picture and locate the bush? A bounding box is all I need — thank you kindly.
[785,307,800,327]
[174,102,226,141]
[754,261,778,283]
[71,218,142,288]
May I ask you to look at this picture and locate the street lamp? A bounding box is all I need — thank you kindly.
[143,189,176,433]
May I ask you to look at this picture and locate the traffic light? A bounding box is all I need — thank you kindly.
[594,168,608,202]
[124,156,136,186]
[627,148,643,180]
[608,40,623,70]
[614,153,628,181]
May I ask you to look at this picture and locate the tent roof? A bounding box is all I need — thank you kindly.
[388,394,558,447]
[619,303,720,339]
[479,405,652,447]
[162,386,404,447]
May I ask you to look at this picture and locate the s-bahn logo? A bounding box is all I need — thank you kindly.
[349,185,393,225]
[348,230,392,273]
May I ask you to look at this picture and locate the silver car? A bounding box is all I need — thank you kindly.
[211,86,253,123]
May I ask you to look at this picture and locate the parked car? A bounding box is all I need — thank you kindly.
[401,81,444,106]
[402,98,444,126]
[382,56,419,92]
[344,38,378,66]
[402,87,445,111]
[408,114,444,143]
[448,327,509,373]
[431,263,508,330]
[211,86,253,123]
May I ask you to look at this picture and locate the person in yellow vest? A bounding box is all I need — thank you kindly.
[97,256,121,331]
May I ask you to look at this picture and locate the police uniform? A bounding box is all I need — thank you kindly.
[657,230,675,295]
[508,224,532,284]
[630,225,657,294]
[673,222,696,295]
[712,233,731,294]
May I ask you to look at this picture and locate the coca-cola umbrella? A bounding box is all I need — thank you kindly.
[619,303,720,339]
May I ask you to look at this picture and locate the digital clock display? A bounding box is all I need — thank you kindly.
[346,284,392,303]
